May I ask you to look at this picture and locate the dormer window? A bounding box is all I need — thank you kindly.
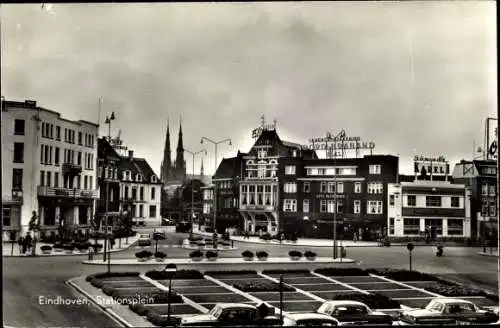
[151,175,157,183]
[136,174,142,182]
[257,149,267,158]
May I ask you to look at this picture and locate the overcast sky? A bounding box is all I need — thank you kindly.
[1,2,496,176]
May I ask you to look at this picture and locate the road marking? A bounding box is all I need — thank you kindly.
[258,272,326,303]
[368,274,442,298]
[182,292,236,296]
[365,289,414,292]
[311,273,370,295]
[216,277,268,281]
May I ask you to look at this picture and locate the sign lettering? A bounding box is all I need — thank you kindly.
[486,118,498,160]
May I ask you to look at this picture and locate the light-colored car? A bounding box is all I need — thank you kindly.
[398,298,497,325]
[316,300,393,326]
[137,233,152,246]
[283,313,339,326]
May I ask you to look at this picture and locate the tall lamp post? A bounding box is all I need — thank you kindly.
[165,263,177,323]
[185,149,207,235]
[103,112,115,262]
[200,137,232,248]
[331,130,346,259]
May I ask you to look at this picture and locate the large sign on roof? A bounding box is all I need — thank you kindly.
[303,130,375,158]
[485,118,497,161]
[414,155,450,176]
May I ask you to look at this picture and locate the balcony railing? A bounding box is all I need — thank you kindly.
[38,186,97,198]
[240,204,275,211]
[62,163,83,175]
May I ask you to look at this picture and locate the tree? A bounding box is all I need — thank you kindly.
[28,211,40,256]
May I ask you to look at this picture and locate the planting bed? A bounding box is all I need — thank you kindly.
[266,301,322,312]
[144,304,203,316]
[296,283,353,292]
[249,292,314,302]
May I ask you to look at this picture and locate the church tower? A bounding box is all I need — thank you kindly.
[175,117,186,181]
[160,119,172,183]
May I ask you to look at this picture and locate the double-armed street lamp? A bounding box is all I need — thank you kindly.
[103,112,115,263]
[185,149,207,234]
[165,263,178,323]
[200,137,232,248]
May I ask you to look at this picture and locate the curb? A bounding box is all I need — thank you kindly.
[66,277,133,328]
[82,257,357,265]
[477,252,498,257]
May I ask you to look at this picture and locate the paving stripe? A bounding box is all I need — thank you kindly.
[204,275,285,315]
[140,275,210,314]
[393,297,435,300]
[367,274,442,298]
[311,273,370,295]
[182,292,236,296]
[290,282,344,286]
[258,272,326,303]
[365,289,415,292]
[217,277,268,281]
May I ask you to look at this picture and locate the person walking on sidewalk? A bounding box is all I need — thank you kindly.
[25,233,33,254]
[18,236,24,254]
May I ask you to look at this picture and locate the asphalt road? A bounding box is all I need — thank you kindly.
[3,231,499,327]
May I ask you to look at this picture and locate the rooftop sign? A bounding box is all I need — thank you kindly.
[251,115,277,139]
[302,130,375,158]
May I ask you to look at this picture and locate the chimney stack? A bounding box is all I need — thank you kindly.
[128,150,134,161]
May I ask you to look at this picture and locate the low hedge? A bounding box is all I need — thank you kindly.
[129,303,151,316]
[242,250,254,258]
[256,251,268,258]
[304,251,316,258]
[189,250,203,258]
[147,311,181,326]
[40,245,53,251]
[206,251,218,258]
[315,268,369,276]
[233,280,295,292]
[262,269,310,274]
[205,270,257,276]
[288,250,302,258]
[366,269,436,282]
[332,293,400,309]
[135,250,153,258]
[86,271,140,281]
[145,269,203,280]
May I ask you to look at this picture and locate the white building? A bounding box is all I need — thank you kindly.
[118,150,162,226]
[1,99,99,240]
[387,180,472,238]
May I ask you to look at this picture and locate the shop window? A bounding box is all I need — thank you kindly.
[403,218,420,235]
[450,197,460,208]
[425,218,443,235]
[407,195,416,206]
[447,219,463,235]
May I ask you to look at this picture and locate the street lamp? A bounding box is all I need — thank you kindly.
[103,112,115,262]
[165,263,178,323]
[185,149,207,235]
[330,130,346,259]
[200,137,232,248]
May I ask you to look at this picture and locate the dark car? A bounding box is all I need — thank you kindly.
[176,221,193,233]
[316,301,393,326]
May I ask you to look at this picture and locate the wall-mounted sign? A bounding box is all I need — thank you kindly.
[303,130,375,158]
[485,118,497,160]
[414,155,450,176]
[315,194,346,199]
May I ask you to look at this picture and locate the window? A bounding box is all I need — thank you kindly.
[303,182,310,193]
[426,196,442,207]
[257,149,267,158]
[78,132,82,145]
[320,182,327,193]
[337,182,344,193]
[56,126,61,140]
[151,187,155,200]
[490,203,496,216]
[327,200,335,213]
[283,199,297,212]
[84,176,88,190]
[354,182,361,193]
[46,172,52,187]
[367,182,383,194]
[140,187,144,200]
[403,218,420,235]
[481,203,488,216]
[389,195,395,206]
[489,185,496,196]
[13,142,24,163]
[40,171,45,186]
[451,197,460,208]
[425,219,443,235]
[482,184,488,195]
[124,186,129,199]
[367,200,383,214]
[318,168,326,175]
[40,145,44,163]
[354,200,361,214]
[257,164,267,178]
[77,152,82,165]
[320,200,327,213]
[307,168,313,175]
[285,165,296,175]
[150,205,157,218]
[303,199,309,213]
[12,169,23,190]
[14,119,25,135]
[448,219,463,235]
[284,183,297,193]
[139,205,143,217]
[54,172,59,187]
[3,207,11,226]
[89,176,93,189]
[407,195,416,207]
[327,182,336,193]
[389,217,395,235]
[55,147,60,165]
[132,188,137,200]
[369,164,382,174]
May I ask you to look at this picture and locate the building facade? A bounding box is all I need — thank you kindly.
[452,159,497,239]
[387,180,472,238]
[2,100,98,240]
[119,150,162,226]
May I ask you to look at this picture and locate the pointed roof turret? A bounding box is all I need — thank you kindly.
[177,115,184,152]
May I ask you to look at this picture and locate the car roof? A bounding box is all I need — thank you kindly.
[288,313,338,320]
[431,298,474,305]
[216,303,256,309]
[323,300,368,307]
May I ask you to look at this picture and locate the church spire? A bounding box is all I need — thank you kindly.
[175,115,186,180]
[161,119,172,182]
[177,115,183,152]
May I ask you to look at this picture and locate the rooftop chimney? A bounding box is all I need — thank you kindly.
[128,150,134,161]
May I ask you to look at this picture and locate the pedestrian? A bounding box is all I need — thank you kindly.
[353,232,358,242]
[25,234,33,254]
[18,236,24,254]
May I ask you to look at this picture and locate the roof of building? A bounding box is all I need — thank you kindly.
[98,137,121,162]
[118,153,161,184]
[214,151,247,179]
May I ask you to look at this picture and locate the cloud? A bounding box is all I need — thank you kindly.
[1,2,496,176]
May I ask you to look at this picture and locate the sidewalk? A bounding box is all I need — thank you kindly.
[2,234,139,257]
[192,228,377,247]
[477,250,499,257]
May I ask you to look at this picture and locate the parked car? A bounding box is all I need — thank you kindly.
[283,313,339,326]
[316,300,393,326]
[137,233,152,246]
[176,221,192,233]
[398,298,497,325]
[161,218,174,226]
[180,303,281,326]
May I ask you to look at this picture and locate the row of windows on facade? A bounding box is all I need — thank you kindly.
[283,164,382,175]
[282,199,384,214]
[388,218,465,235]
[121,185,156,201]
[481,184,497,196]
[39,144,94,170]
[238,182,382,194]
[120,170,157,183]
[390,195,463,208]
[39,170,94,190]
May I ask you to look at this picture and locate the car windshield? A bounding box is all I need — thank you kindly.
[297,319,336,326]
[334,306,368,316]
[140,234,149,238]
[209,306,222,318]
[443,303,475,314]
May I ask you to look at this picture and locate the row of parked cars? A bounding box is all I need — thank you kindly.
[179,298,498,326]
